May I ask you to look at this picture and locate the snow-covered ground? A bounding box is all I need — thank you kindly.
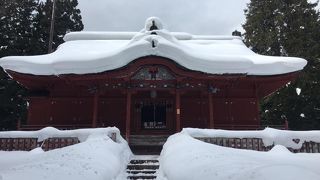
[157,132,320,180]
[0,127,132,180]
[1,127,320,180]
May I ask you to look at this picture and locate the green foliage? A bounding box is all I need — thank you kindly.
[243,0,320,130]
[0,0,83,130]
[0,0,37,57]
[31,0,84,54]
[0,69,27,130]
[0,0,36,130]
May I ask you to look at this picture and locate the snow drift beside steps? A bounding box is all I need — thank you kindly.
[0,127,132,180]
[182,127,320,149]
[157,132,320,180]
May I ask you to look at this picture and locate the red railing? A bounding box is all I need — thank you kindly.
[195,137,320,153]
[213,124,287,130]
[0,133,117,151]
[0,137,79,151]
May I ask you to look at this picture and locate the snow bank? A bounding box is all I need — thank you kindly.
[157,133,320,180]
[0,127,132,180]
[0,126,119,142]
[182,127,320,149]
[0,17,307,76]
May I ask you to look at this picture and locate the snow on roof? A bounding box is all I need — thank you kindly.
[0,17,307,76]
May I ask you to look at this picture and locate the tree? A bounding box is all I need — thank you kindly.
[0,0,36,130]
[243,0,320,130]
[32,0,84,54]
[243,0,285,56]
[0,0,37,57]
[0,0,84,130]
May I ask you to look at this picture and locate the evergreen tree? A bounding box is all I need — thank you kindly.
[0,0,84,130]
[0,0,37,57]
[32,0,84,54]
[0,0,36,130]
[243,0,320,130]
[243,0,285,56]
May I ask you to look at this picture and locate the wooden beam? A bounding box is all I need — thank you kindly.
[91,92,99,128]
[125,91,132,141]
[175,90,181,132]
[208,93,214,128]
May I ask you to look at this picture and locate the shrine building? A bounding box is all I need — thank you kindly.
[0,17,307,139]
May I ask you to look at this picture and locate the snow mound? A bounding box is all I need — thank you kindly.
[244,165,320,180]
[157,133,320,180]
[269,145,292,154]
[29,147,44,154]
[0,126,120,142]
[0,127,132,180]
[182,127,320,149]
[0,17,307,76]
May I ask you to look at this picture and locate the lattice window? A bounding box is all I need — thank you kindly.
[131,66,175,80]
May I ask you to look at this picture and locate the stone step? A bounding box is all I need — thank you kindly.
[129,135,169,146]
[129,159,159,165]
[127,164,159,170]
[130,141,165,146]
[126,156,159,179]
[127,170,157,174]
[130,145,163,155]
[127,175,157,179]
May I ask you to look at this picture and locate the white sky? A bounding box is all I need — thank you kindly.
[77,0,319,35]
[77,0,250,35]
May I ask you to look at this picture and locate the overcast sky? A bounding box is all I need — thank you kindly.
[77,0,251,35]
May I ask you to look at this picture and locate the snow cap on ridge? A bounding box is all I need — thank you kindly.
[145,17,164,31]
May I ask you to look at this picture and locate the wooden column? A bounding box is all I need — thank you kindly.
[284,119,289,130]
[254,79,261,127]
[92,92,99,128]
[208,93,214,129]
[175,90,181,132]
[125,91,132,141]
[17,119,21,130]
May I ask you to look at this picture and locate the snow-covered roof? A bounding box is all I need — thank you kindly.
[0,17,307,76]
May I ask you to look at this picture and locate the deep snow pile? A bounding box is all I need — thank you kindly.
[0,127,132,180]
[183,127,320,149]
[157,132,320,180]
[0,126,120,142]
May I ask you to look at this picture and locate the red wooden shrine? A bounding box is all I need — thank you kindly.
[7,56,298,137]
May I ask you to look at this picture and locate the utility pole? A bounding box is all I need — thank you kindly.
[48,0,56,53]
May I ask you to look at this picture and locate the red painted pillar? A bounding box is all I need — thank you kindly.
[208,93,214,129]
[17,119,21,130]
[92,93,99,128]
[175,90,181,132]
[284,119,289,130]
[126,91,132,141]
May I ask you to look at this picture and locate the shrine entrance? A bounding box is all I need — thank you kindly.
[131,91,175,135]
[141,100,167,130]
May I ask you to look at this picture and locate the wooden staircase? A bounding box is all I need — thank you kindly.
[126,155,159,180]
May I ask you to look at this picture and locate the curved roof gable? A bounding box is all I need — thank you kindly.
[0,17,307,76]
